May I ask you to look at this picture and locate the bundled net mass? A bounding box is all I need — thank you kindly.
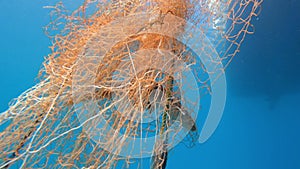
[0,0,262,168]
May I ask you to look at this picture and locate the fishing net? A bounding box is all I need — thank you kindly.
[0,0,262,168]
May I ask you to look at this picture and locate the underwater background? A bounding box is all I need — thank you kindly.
[0,0,299,169]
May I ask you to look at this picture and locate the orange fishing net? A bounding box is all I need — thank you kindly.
[0,0,262,168]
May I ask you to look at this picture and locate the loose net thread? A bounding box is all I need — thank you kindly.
[0,0,262,168]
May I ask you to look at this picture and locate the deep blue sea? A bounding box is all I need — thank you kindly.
[0,0,299,169]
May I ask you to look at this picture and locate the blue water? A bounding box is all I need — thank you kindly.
[0,0,299,169]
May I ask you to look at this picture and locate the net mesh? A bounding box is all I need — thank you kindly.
[0,0,262,168]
